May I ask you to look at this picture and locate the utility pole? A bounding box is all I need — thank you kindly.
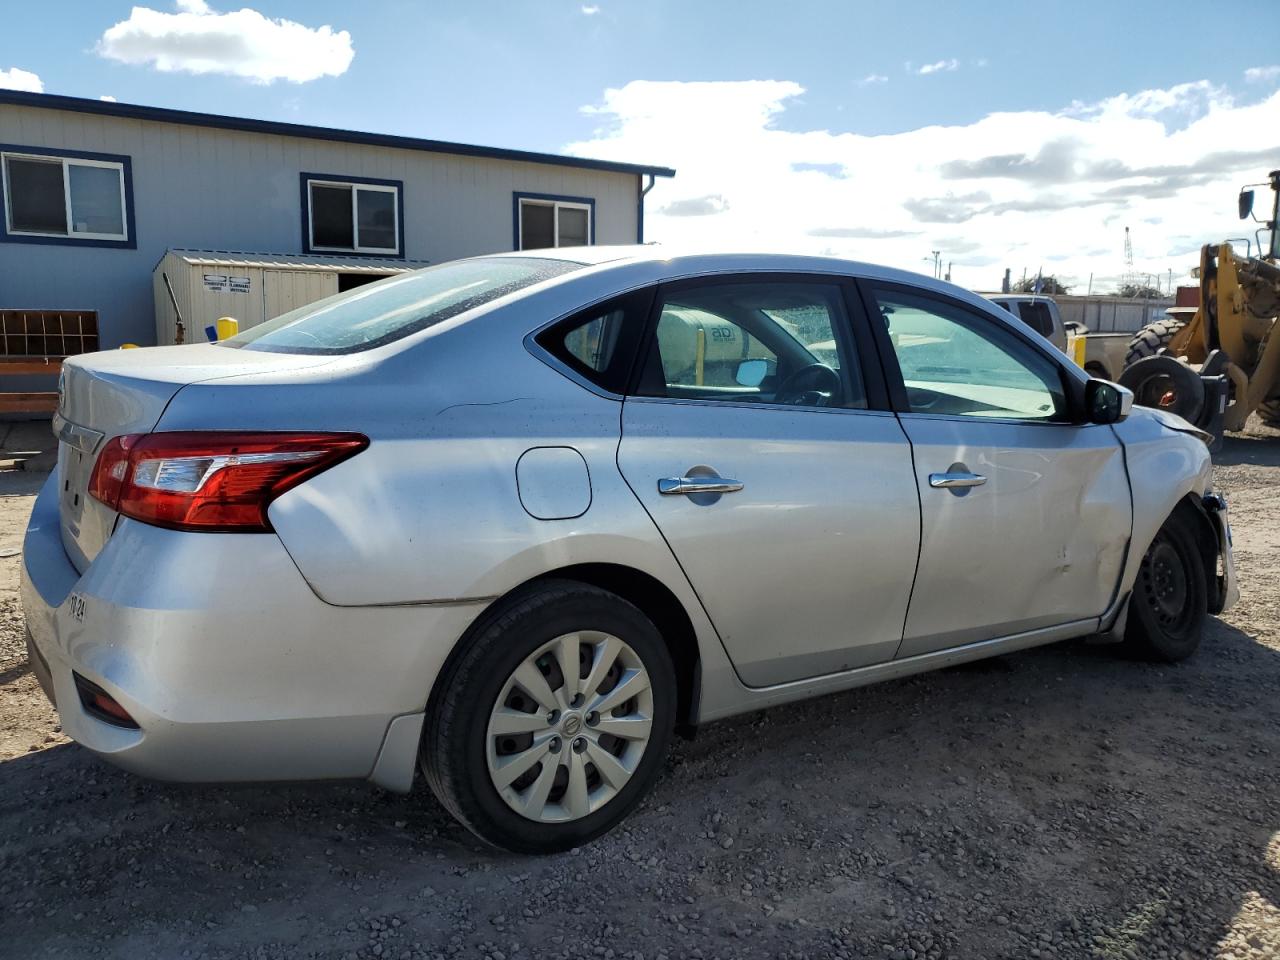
[931,250,941,279]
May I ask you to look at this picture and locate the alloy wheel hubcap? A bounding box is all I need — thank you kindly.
[486,631,653,823]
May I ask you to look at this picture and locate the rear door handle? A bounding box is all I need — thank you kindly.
[658,476,745,496]
[928,471,987,489]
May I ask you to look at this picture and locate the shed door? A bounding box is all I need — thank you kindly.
[262,270,338,326]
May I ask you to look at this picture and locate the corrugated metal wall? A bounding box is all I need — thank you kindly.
[0,104,643,349]
[1055,296,1175,333]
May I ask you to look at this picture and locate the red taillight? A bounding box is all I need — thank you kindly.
[87,434,139,508]
[88,431,368,532]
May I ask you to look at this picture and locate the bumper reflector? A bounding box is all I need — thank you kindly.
[73,673,139,729]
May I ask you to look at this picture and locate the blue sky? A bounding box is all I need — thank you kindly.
[4,1,1279,289]
[4,0,1275,148]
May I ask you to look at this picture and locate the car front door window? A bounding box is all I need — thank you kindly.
[877,291,1066,421]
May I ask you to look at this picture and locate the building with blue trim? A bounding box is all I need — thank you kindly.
[0,90,674,354]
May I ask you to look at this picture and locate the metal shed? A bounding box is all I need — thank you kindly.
[152,249,429,345]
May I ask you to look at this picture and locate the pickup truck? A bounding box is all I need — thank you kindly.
[984,294,1129,381]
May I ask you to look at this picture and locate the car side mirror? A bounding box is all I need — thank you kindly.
[1239,189,1255,220]
[1086,378,1133,424]
[736,358,769,387]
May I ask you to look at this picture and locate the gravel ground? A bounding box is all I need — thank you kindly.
[2,420,1279,960]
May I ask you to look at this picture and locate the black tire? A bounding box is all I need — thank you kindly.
[421,580,676,854]
[1122,514,1207,662]
[1260,398,1280,427]
[1124,318,1187,368]
[1118,354,1206,426]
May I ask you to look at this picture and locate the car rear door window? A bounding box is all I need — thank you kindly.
[872,289,1067,420]
[635,281,866,409]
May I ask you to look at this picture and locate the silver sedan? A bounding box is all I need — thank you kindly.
[23,247,1237,853]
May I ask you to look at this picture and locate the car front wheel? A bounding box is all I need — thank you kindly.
[1122,514,1208,662]
[421,580,676,854]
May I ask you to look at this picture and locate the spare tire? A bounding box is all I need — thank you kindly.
[1118,355,1206,426]
[1124,318,1188,368]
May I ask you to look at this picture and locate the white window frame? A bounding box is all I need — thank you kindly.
[1,151,129,242]
[518,198,593,249]
[306,178,400,255]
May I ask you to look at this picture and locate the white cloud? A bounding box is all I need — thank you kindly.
[859,73,888,86]
[567,78,1280,292]
[581,4,600,13]
[97,2,354,84]
[1245,65,1280,83]
[661,194,730,216]
[99,95,117,102]
[0,67,43,92]
[918,59,960,75]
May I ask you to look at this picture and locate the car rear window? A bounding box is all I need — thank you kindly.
[223,257,581,355]
[1017,301,1055,337]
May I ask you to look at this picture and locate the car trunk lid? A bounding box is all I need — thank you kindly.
[56,344,337,571]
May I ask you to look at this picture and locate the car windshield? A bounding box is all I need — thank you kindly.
[223,257,582,354]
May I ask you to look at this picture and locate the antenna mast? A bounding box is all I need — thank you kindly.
[1123,226,1135,288]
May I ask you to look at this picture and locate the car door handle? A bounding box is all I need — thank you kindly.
[658,476,745,496]
[928,471,987,489]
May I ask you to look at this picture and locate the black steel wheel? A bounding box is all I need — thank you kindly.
[1122,515,1207,662]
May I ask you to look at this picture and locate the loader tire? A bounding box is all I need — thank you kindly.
[1124,318,1188,369]
[1118,355,1206,426]
[1260,398,1280,427]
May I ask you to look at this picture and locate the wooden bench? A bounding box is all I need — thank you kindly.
[0,309,99,416]
[0,358,61,414]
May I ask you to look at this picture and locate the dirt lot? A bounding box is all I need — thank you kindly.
[2,421,1279,960]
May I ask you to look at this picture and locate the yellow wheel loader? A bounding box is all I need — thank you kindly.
[1120,169,1280,443]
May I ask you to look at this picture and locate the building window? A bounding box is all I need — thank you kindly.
[514,193,594,250]
[1,147,132,246]
[301,174,402,256]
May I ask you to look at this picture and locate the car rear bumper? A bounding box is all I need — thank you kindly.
[21,470,485,791]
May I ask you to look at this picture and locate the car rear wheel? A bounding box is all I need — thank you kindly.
[421,580,676,854]
[1122,515,1207,662]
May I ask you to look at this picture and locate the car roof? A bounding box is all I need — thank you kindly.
[487,245,1011,319]
[487,244,969,291]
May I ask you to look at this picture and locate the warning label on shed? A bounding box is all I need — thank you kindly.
[203,274,251,294]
